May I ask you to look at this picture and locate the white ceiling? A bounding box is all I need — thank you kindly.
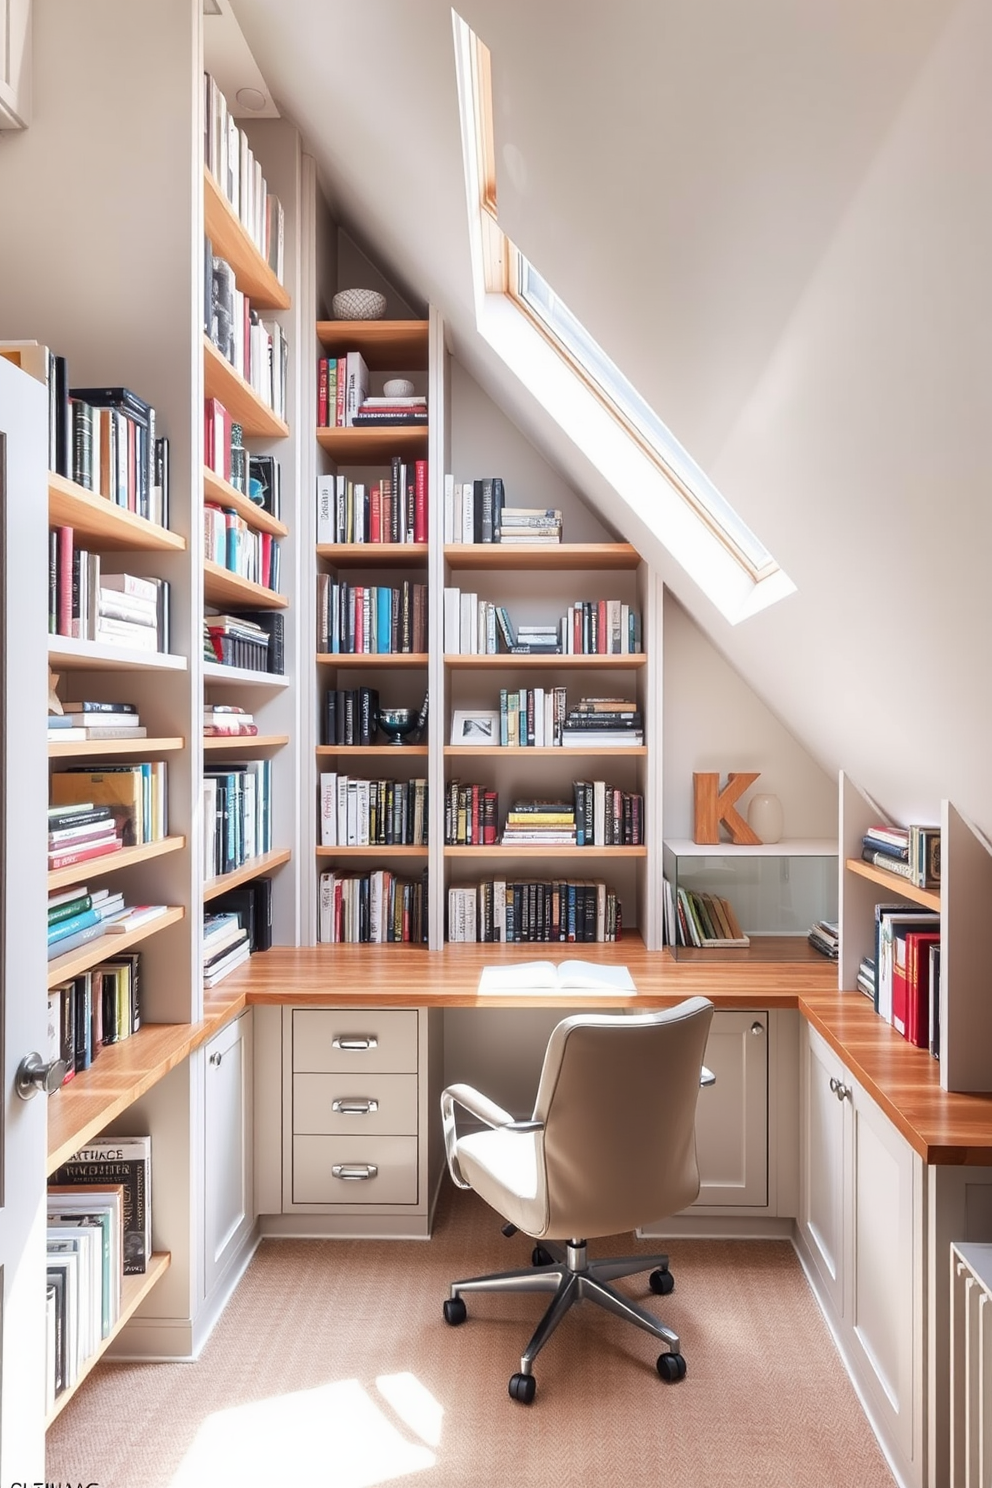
[230,0,991,835]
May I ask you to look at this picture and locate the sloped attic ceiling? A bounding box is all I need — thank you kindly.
[232,0,992,837]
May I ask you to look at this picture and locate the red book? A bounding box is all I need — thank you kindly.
[203,401,214,470]
[414,459,428,543]
[370,483,381,543]
[906,931,941,1048]
[597,599,608,655]
[317,358,328,426]
[49,837,123,871]
[572,607,582,654]
[353,585,364,653]
[335,358,346,427]
[260,532,272,589]
[471,783,480,845]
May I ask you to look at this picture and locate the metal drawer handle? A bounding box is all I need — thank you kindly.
[332,1036,379,1051]
[332,1163,378,1181]
[331,1098,379,1116]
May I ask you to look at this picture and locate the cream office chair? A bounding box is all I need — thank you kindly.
[441,996,715,1403]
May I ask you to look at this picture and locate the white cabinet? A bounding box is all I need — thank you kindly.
[799,1023,924,1486]
[691,1009,768,1208]
[203,1011,254,1300]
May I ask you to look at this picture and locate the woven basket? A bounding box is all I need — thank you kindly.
[332,288,386,320]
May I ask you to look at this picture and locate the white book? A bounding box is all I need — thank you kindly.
[203,777,218,880]
[242,769,257,862]
[316,474,335,542]
[346,779,359,846]
[318,871,335,943]
[452,482,463,543]
[477,960,635,995]
[443,473,454,544]
[443,587,461,653]
[461,481,475,544]
[593,779,606,847]
[100,573,159,603]
[459,591,475,656]
[336,775,349,847]
[319,772,338,847]
[357,779,370,847]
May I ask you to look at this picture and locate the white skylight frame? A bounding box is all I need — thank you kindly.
[451,11,796,624]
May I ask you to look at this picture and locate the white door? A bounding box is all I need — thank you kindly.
[0,354,52,1478]
[691,1010,769,1207]
[799,1024,848,1317]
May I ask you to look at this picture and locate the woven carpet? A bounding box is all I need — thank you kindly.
[47,1182,896,1487]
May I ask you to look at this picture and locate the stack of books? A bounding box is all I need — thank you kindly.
[857,955,876,999]
[496,506,563,544]
[560,698,643,748]
[51,763,167,848]
[808,919,839,959]
[203,704,258,738]
[48,803,123,874]
[352,394,428,426]
[49,534,170,652]
[318,867,429,944]
[204,613,271,671]
[323,686,380,747]
[202,911,251,988]
[861,823,940,890]
[45,1181,125,1409]
[665,880,749,949]
[501,800,577,847]
[447,877,621,943]
[316,462,428,545]
[48,700,147,743]
[47,884,127,960]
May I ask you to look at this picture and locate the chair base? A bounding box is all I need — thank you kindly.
[448,1238,681,1378]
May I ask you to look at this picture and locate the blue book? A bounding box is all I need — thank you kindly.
[47,907,101,946]
[377,586,392,654]
[47,921,104,961]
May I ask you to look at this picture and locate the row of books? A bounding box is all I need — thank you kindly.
[48,698,147,744]
[322,686,380,747]
[204,611,285,674]
[491,691,643,749]
[319,774,428,847]
[48,880,162,962]
[316,577,428,655]
[203,760,273,880]
[48,948,143,1076]
[204,503,282,591]
[447,878,622,943]
[441,475,564,547]
[49,538,171,654]
[317,356,428,428]
[869,901,941,1050]
[208,251,288,420]
[441,589,641,656]
[204,398,283,518]
[204,72,285,282]
[202,910,253,988]
[315,463,429,545]
[317,867,429,944]
[861,822,941,890]
[52,763,167,848]
[445,782,498,846]
[662,880,750,949]
[209,877,274,959]
[46,1135,152,1409]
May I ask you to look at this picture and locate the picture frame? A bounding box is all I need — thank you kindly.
[450,708,500,746]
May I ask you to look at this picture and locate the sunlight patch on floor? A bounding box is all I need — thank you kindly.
[167,1376,438,1487]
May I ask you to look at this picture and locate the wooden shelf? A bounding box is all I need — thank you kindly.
[445,542,640,571]
[47,907,185,989]
[48,736,184,760]
[47,835,186,893]
[315,652,429,670]
[203,661,289,689]
[317,542,428,569]
[49,636,186,673]
[671,936,830,964]
[48,473,186,553]
[203,466,288,538]
[203,559,288,611]
[203,733,290,753]
[316,845,428,859]
[203,336,290,439]
[316,744,429,758]
[315,319,429,368]
[445,653,647,670]
[45,1251,172,1427]
[444,844,648,859]
[315,424,428,463]
[203,847,292,901]
[444,744,646,759]
[668,838,838,858]
[845,856,941,913]
[204,164,290,310]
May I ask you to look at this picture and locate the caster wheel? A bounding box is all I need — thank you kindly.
[657,1352,687,1383]
[649,1267,675,1296]
[501,1221,518,1238]
[532,1246,554,1267]
[509,1372,536,1403]
[443,1297,467,1326]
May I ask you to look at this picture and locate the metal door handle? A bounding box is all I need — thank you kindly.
[750,1021,764,1035]
[332,1036,379,1051]
[331,1098,379,1116]
[209,1051,223,1067]
[16,1052,68,1100]
[332,1163,378,1181]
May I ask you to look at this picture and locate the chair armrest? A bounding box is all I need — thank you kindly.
[441,1082,523,1189]
[700,1066,716,1087]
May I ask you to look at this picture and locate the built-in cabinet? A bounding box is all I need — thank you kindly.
[202,1010,254,1300]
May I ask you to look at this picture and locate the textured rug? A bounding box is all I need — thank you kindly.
[47,1182,895,1487]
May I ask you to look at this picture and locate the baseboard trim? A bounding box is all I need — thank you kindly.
[191,1224,262,1358]
[639,1214,795,1240]
[259,1212,432,1240]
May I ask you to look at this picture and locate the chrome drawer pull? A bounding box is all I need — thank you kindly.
[332,1035,379,1051]
[331,1098,379,1116]
[332,1163,378,1181]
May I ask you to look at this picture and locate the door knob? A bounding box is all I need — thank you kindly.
[15,1052,68,1100]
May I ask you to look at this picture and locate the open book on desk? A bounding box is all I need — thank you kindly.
[477,960,636,995]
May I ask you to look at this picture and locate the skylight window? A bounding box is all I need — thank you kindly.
[451,12,796,622]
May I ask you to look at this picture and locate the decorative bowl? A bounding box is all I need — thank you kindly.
[383,378,415,398]
[378,706,419,746]
[332,287,386,320]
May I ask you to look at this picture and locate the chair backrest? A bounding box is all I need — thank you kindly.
[530,997,714,1240]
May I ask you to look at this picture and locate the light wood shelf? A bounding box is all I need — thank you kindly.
[203,559,288,611]
[317,542,428,568]
[47,906,185,989]
[204,164,290,310]
[203,733,290,753]
[47,835,186,893]
[315,424,428,463]
[48,736,184,760]
[203,847,292,902]
[49,636,186,674]
[444,844,648,859]
[315,319,429,368]
[845,856,941,913]
[315,652,429,670]
[203,466,288,538]
[444,542,640,571]
[203,661,289,689]
[445,653,646,670]
[316,845,428,859]
[203,336,290,439]
[48,473,186,553]
[444,744,646,759]
[317,744,429,758]
[45,1251,172,1427]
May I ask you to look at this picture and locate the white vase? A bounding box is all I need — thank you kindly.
[747,793,783,844]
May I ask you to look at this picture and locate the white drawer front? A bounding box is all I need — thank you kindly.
[293,1134,419,1205]
[292,1008,418,1073]
[293,1072,418,1136]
